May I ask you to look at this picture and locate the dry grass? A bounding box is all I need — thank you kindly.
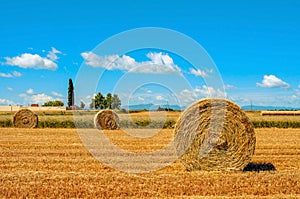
[0,128,299,198]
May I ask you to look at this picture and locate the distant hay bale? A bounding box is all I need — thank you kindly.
[13,109,38,128]
[174,98,256,171]
[94,110,120,130]
[261,110,300,116]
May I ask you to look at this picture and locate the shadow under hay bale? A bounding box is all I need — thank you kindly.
[94,110,120,130]
[13,109,38,128]
[174,98,256,171]
[243,162,276,172]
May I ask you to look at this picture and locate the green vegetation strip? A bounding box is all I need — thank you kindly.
[1,118,300,128]
[251,120,300,128]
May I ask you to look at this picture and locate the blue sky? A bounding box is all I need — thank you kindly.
[1,0,300,108]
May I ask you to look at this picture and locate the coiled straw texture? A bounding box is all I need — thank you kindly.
[13,109,38,128]
[174,98,256,171]
[94,110,120,130]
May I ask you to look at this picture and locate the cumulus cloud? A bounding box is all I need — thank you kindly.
[224,84,236,90]
[0,71,22,78]
[190,68,214,78]
[156,95,165,101]
[47,47,62,61]
[26,88,34,94]
[256,75,290,88]
[190,68,208,78]
[4,48,60,70]
[19,90,64,105]
[0,72,13,78]
[19,93,55,105]
[194,85,226,98]
[7,87,13,91]
[12,71,22,77]
[176,85,226,106]
[51,91,64,98]
[0,98,14,105]
[138,96,145,101]
[31,93,53,104]
[81,52,181,74]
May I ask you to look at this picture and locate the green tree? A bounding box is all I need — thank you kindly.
[105,93,112,109]
[42,100,64,107]
[111,94,121,110]
[80,101,85,109]
[68,78,74,107]
[90,92,106,109]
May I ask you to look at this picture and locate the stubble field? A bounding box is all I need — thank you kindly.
[0,126,299,198]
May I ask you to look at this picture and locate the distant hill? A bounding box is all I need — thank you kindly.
[242,105,299,111]
[122,103,183,111]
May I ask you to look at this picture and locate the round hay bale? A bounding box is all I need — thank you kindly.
[94,110,120,130]
[174,98,256,171]
[13,109,38,128]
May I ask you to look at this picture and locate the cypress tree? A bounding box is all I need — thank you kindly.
[68,78,74,107]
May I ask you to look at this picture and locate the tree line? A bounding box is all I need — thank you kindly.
[89,93,121,110]
[42,78,121,110]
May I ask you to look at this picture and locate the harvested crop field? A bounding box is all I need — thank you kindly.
[0,128,299,198]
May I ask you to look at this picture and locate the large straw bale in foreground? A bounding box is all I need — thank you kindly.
[13,109,38,128]
[174,98,256,171]
[94,110,120,130]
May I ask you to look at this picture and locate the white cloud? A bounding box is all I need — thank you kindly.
[26,88,34,94]
[85,93,97,100]
[140,87,152,94]
[5,53,58,70]
[190,68,214,78]
[0,98,14,105]
[19,90,65,105]
[12,71,22,77]
[7,87,13,91]
[224,84,235,90]
[176,89,198,105]
[138,96,145,101]
[51,91,64,98]
[298,85,300,89]
[31,93,53,104]
[190,68,208,78]
[176,86,226,106]
[156,95,165,101]
[194,85,226,98]
[256,75,290,88]
[19,93,54,105]
[0,72,13,78]
[0,71,22,78]
[19,93,27,98]
[81,52,182,75]
[47,47,62,61]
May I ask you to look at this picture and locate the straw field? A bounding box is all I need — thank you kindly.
[0,127,299,198]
